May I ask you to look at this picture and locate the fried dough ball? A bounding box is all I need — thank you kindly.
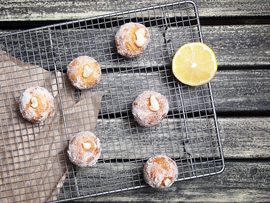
[132,91,169,127]
[19,86,54,123]
[67,56,101,89]
[115,22,150,57]
[143,155,178,188]
[67,131,101,167]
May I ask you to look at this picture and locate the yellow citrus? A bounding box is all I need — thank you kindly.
[172,42,218,86]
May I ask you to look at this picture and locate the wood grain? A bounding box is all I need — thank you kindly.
[0,0,269,21]
[93,116,270,159]
[212,70,270,112]
[65,161,270,202]
[202,25,270,67]
[218,117,270,159]
[1,24,269,67]
[86,69,270,114]
[94,117,220,160]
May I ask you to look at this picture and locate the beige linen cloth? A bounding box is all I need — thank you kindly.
[0,50,103,202]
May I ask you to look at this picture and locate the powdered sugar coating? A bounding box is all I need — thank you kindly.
[67,131,101,167]
[132,91,169,127]
[67,56,101,90]
[19,86,54,123]
[115,22,150,57]
[143,155,178,188]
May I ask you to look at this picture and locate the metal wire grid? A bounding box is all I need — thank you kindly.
[0,1,225,202]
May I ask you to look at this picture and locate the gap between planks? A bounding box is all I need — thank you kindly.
[0,0,270,21]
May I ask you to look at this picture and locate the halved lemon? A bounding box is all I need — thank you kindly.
[172,42,218,86]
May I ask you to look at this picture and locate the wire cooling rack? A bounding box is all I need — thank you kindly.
[0,1,225,202]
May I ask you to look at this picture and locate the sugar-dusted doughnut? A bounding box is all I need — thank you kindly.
[19,86,54,123]
[67,56,101,90]
[67,131,101,167]
[115,22,150,57]
[132,91,169,127]
[143,155,178,188]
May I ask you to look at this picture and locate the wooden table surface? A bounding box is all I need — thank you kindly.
[1,0,270,202]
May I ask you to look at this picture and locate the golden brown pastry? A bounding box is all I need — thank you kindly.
[19,86,54,123]
[143,155,178,188]
[132,91,169,127]
[67,56,101,89]
[67,131,101,167]
[115,22,150,57]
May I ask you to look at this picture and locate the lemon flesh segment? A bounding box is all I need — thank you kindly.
[172,42,218,86]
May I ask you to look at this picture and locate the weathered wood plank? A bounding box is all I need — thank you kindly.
[0,0,269,21]
[212,70,270,112]
[64,161,270,202]
[46,24,270,68]
[1,25,269,67]
[51,24,270,67]
[95,117,219,160]
[218,117,270,159]
[88,69,270,114]
[202,25,270,67]
[94,117,187,160]
[94,116,270,159]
